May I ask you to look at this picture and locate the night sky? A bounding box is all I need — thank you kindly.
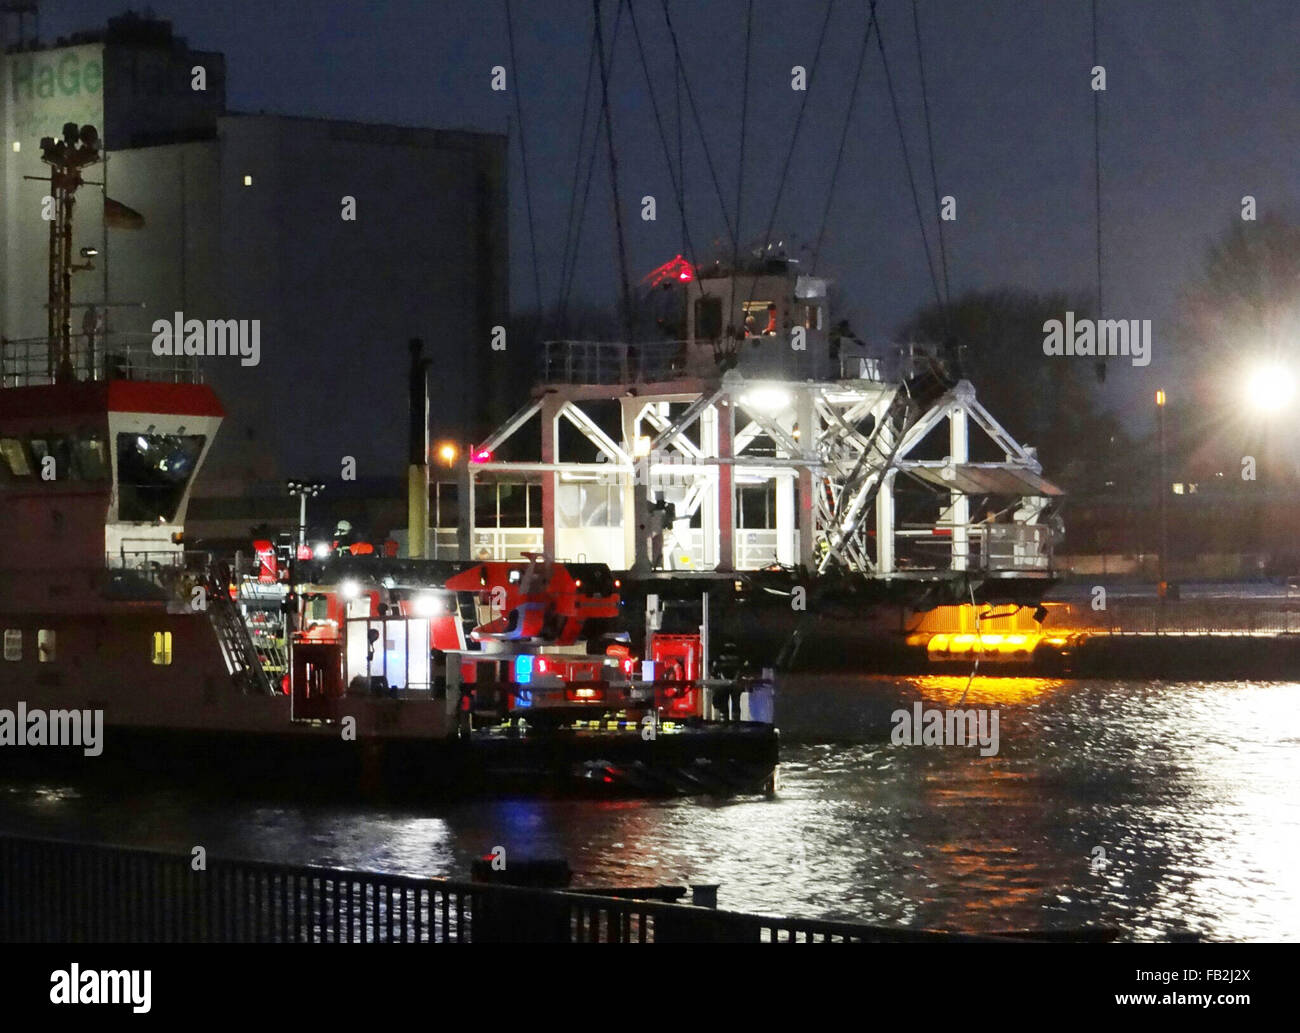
[44,0,1300,450]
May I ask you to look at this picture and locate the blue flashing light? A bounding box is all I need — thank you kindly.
[514,653,533,685]
[514,688,532,709]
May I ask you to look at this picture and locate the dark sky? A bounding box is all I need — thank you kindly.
[46,0,1300,432]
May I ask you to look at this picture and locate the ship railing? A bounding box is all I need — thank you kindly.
[540,338,934,387]
[105,549,215,594]
[0,833,1013,943]
[1,333,202,387]
[893,523,1055,574]
[541,339,704,385]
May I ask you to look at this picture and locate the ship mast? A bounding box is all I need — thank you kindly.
[30,123,101,382]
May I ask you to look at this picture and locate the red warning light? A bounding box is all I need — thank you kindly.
[471,448,492,464]
[643,254,695,288]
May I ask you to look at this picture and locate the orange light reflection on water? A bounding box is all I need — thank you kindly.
[907,674,1067,706]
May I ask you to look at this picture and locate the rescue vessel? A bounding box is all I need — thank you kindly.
[0,122,778,799]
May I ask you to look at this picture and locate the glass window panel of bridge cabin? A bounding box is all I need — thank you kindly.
[0,437,33,480]
[74,431,110,480]
[116,433,206,522]
[29,434,78,481]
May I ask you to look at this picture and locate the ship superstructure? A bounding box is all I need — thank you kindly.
[440,253,1062,591]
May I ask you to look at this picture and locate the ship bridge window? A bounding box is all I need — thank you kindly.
[116,433,206,522]
[38,629,56,662]
[0,438,32,481]
[151,630,173,665]
[28,435,75,481]
[3,629,20,661]
[74,432,110,480]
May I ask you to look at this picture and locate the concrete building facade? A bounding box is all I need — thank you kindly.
[1,10,507,488]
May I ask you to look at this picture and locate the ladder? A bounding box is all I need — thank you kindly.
[206,568,278,695]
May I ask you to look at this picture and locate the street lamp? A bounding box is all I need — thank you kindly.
[286,479,325,549]
[1155,389,1168,597]
[437,442,458,467]
[1243,361,1295,414]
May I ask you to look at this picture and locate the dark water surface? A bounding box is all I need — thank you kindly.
[2,675,1298,942]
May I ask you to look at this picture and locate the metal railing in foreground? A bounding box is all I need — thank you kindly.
[0,834,1002,944]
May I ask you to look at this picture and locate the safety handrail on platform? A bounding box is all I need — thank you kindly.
[1,333,202,387]
[540,338,923,386]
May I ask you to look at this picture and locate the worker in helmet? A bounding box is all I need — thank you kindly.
[332,519,357,551]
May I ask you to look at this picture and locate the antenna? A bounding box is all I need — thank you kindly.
[25,123,102,382]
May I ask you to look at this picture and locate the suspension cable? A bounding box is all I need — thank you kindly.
[558,1,626,335]
[659,0,738,251]
[744,0,836,318]
[912,0,951,320]
[1091,0,1106,381]
[812,0,877,276]
[593,0,634,342]
[627,0,701,274]
[729,0,754,334]
[504,0,543,318]
[875,0,944,312]
[555,16,599,335]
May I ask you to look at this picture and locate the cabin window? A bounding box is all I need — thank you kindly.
[3,629,20,661]
[74,432,110,480]
[0,438,32,480]
[37,629,56,662]
[116,433,206,522]
[28,435,75,481]
[151,630,173,665]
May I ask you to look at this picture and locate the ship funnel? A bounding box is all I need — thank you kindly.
[408,338,430,558]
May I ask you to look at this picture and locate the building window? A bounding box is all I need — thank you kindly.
[37,629,56,662]
[151,631,173,665]
[3,629,20,661]
[243,174,252,186]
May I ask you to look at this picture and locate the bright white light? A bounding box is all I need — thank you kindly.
[1245,362,1295,413]
[313,542,330,559]
[741,386,791,413]
[339,579,361,601]
[413,593,443,617]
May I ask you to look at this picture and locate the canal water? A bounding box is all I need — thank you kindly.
[2,675,1298,942]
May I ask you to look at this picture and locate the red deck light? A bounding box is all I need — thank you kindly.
[471,448,492,464]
